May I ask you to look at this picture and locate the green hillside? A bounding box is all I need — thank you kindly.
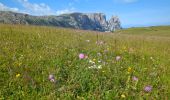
[0,24,170,99]
[120,26,170,36]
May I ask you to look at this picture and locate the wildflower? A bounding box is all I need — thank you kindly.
[88,64,102,69]
[98,60,102,63]
[79,53,85,59]
[93,58,96,61]
[115,56,121,61]
[97,53,102,56]
[98,65,102,69]
[127,67,132,73]
[88,65,96,69]
[144,85,152,92]
[150,57,153,60]
[48,74,54,80]
[132,76,138,81]
[50,79,55,82]
[48,74,56,83]
[89,59,95,64]
[121,94,126,98]
[89,60,93,63]
[16,73,21,78]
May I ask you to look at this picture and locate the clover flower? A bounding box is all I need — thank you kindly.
[144,85,152,92]
[116,56,121,61]
[79,53,85,59]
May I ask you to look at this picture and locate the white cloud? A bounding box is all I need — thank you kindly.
[16,0,75,15]
[0,2,19,12]
[17,0,55,15]
[56,8,75,15]
[0,1,75,15]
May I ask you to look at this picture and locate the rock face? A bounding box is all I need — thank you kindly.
[108,16,121,31]
[0,11,121,31]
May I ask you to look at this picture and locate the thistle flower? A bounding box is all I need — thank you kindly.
[144,85,152,92]
[116,56,121,61]
[79,53,85,59]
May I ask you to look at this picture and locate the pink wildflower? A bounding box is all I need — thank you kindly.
[79,53,85,59]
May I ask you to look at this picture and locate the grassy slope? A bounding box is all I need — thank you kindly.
[0,24,170,99]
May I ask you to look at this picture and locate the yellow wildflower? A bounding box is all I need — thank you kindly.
[16,73,21,78]
[93,59,96,61]
[121,94,126,98]
[128,67,132,73]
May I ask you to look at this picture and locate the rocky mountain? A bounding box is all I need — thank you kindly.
[0,11,121,31]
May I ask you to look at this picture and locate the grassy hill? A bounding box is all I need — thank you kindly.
[0,24,170,99]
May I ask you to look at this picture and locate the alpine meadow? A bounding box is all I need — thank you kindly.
[0,24,170,99]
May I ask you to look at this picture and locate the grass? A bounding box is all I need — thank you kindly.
[0,24,170,99]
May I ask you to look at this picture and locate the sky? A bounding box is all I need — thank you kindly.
[0,0,170,28]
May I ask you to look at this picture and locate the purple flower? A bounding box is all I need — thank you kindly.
[132,76,138,81]
[116,56,121,61]
[144,85,152,92]
[79,53,85,59]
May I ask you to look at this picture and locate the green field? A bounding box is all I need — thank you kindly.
[0,24,170,99]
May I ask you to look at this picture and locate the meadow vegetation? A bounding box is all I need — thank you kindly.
[0,24,170,99]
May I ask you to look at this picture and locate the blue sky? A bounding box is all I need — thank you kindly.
[0,0,170,27]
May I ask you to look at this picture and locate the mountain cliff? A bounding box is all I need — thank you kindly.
[0,11,121,31]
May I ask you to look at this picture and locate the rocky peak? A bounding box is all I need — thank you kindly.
[0,11,122,32]
[86,13,108,31]
[108,16,121,31]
